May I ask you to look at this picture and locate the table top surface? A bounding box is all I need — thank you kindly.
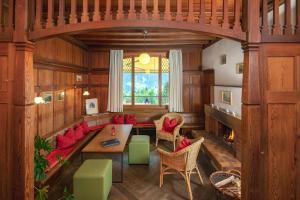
[82,124,133,153]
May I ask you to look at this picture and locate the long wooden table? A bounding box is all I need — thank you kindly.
[81,124,133,182]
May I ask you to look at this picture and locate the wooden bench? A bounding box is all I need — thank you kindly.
[192,130,241,171]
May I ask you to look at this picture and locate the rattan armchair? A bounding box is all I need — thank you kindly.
[154,113,184,151]
[158,137,205,200]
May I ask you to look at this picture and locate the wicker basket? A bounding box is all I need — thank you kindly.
[209,170,241,200]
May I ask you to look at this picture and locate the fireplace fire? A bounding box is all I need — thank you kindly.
[224,130,235,143]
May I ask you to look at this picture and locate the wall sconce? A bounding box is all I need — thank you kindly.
[34,96,45,104]
[83,88,90,96]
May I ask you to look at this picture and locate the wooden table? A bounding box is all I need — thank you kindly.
[81,124,133,182]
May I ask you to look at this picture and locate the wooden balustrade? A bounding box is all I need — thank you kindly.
[261,0,300,42]
[27,0,248,41]
[0,0,14,39]
[0,0,3,32]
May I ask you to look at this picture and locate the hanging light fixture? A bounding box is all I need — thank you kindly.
[139,30,151,65]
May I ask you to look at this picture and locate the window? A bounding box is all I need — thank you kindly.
[123,55,169,106]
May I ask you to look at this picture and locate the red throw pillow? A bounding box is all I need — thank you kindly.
[162,117,178,133]
[56,134,75,150]
[80,121,90,135]
[175,137,191,152]
[113,115,125,124]
[64,128,76,142]
[125,114,137,125]
[74,126,84,141]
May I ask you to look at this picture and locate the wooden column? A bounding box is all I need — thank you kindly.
[272,0,281,35]
[152,0,159,20]
[242,0,262,200]
[210,0,217,25]
[81,0,89,22]
[199,0,205,24]
[70,0,78,24]
[58,0,65,26]
[141,0,148,19]
[105,0,112,20]
[128,0,136,20]
[117,0,124,20]
[176,0,183,21]
[187,0,194,22]
[233,0,241,31]
[164,0,172,21]
[93,0,101,21]
[222,0,229,29]
[46,0,54,28]
[284,0,292,35]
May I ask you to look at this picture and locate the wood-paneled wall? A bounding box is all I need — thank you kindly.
[88,46,204,116]
[34,38,88,138]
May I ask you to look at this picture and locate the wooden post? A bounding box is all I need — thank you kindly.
[210,0,217,25]
[105,0,112,20]
[261,0,269,36]
[46,0,54,28]
[233,0,241,31]
[222,0,229,29]
[70,0,78,24]
[35,0,43,30]
[284,0,292,35]
[176,0,183,21]
[272,0,281,35]
[81,0,89,22]
[164,0,172,21]
[187,0,194,23]
[93,0,101,21]
[141,0,148,19]
[128,0,136,20]
[117,0,124,20]
[152,0,159,20]
[199,0,205,25]
[58,0,65,26]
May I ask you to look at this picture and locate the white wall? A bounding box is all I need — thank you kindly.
[202,39,243,86]
[213,86,242,117]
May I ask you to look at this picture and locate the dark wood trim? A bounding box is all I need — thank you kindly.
[59,35,89,50]
[214,84,243,88]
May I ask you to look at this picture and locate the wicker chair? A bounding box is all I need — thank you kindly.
[154,113,184,151]
[158,137,205,200]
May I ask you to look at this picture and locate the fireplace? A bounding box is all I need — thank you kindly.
[217,123,236,155]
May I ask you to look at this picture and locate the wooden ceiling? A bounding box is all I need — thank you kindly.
[70,29,219,49]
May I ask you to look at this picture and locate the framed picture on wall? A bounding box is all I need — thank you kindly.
[42,92,53,104]
[221,91,232,105]
[76,74,83,82]
[56,90,65,101]
[236,63,243,74]
[86,98,99,115]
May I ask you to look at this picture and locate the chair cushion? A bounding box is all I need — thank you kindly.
[45,147,74,171]
[74,126,85,141]
[175,137,191,152]
[162,117,178,133]
[125,114,137,125]
[113,114,124,124]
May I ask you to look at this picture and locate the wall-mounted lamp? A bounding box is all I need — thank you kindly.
[83,88,90,96]
[34,96,45,104]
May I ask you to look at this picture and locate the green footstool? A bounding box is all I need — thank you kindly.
[129,135,150,164]
[73,159,112,200]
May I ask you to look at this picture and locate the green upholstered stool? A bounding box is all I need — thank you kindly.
[73,159,112,200]
[129,135,150,164]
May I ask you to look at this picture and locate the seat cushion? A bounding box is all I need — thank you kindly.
[175,137,191,152]
[80,121,90,135]
[162,117,178,133]
[56,134,75,150]
[74,126,84,141]
[45,147,74,171]
[125,114,137,125]
[89,123,110,131]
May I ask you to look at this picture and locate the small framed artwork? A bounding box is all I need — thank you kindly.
[56,90,65,101]
[221,91,232,105]
[86,98,99,115]
[76,74,83,82]
[236,63,243,74]
[220,54,226,65]
[42,92,53,104]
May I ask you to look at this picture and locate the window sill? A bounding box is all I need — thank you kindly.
[123,105,168,112]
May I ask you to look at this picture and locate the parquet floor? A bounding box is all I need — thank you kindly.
[49,135,217,200]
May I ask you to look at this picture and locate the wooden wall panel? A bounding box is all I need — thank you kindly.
[38,92,54,137]
[65,89,75,124]
[75,88,82,119]
[53,90,65,131]
[0,56,8,92]
[90,51,109,69]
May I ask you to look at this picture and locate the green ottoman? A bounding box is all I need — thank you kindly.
[129,135,150,164]
[73,159,112,200]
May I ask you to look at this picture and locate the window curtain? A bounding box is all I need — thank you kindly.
[169,49,183,112]
[107,50,124,112]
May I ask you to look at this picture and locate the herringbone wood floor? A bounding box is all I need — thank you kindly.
[49,135,217,200]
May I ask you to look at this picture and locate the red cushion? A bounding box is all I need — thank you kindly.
[125,114,137,125]
[64,128,76,142]
[56,134,75,150]
[113,115,124,124]
[81,121,90,135]
[175,137,191,152]
[162,117,178,133]
[45,147,74,171]
[89,123,110,131]
[74,126,84,141]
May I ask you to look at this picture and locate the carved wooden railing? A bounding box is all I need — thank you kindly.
[261,0,300,42]
[0,0,14,40]
[28,0,246,41]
